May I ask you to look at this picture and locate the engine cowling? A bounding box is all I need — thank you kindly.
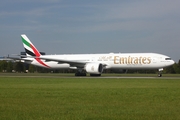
[85,63,103,74]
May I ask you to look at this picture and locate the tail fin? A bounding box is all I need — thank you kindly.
[21,34,41,57]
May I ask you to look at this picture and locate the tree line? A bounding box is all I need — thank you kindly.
[0,60,180,74]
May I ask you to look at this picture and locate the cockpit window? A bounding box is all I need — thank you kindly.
[165,58,171,60]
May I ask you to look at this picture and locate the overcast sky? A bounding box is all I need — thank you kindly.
[0,0,180,62]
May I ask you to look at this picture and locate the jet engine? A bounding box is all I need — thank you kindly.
[85,63,103,74]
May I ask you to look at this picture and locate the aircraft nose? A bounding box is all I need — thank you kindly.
[168,59,175,66]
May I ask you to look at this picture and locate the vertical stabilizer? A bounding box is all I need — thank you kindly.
[21,34,50,68]
[21,34,41,57]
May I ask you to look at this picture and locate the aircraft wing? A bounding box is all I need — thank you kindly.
[39,56,107,68]
[39,56,87,68]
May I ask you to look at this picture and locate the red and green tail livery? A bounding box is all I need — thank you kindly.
[21,34,50,68]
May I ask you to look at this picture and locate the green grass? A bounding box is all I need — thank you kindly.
[0,75,180,119]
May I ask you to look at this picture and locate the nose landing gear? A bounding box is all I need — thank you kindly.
[158,73,162,77]
[158,68,163,77]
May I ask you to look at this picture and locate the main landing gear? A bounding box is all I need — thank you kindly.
[90,74,101,77]
[74,69,102,77]
[75,69,86,76]
[75,72,86,76]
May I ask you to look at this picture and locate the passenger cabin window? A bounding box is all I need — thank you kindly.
[165,58,171,60]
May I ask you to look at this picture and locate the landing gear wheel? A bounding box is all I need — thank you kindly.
[75,72,86,76]
[90,74,101,77]
[158,73,162,77]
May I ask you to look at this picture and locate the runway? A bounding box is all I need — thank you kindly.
[1,74,180,79]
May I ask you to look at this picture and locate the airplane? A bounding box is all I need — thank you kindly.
[8,34,175,77]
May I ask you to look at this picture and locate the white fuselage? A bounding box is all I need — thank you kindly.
[22,53,174,70]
